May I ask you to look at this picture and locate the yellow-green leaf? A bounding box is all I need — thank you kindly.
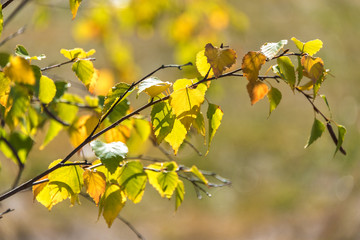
[305,118,325,148]
[60,48,95,60]
[291,37,323,56]
[3,56,35,85]
[39,75,56,104]
[117,160,147,204]
[102,82,133,120]
[277,56,296,89]
[164,117,187,155]
[0,4,3,38]
[196,50,214,77]
[48,161,84,194]
[334,125,346,156]
[99,184,126,228]
[188,165,208,185]
[69,0,82,20]
[206,103,223,154]
[0,72,10,106]
[138,77,172,98]
[72,60,94,87]
[151,100,176,143]
[175,180,185,211]
[0,131,33,164]
[15,45,46,60]
[204,43,237,78]
[83,169,106,206]
[242,51,266,82]
[145,162,179,199]
[267,87,282,116]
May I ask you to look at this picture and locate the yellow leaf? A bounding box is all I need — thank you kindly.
[91,69,115,96]
[4,56,35,85]
[60,48,95,60]
[83,169,106,206]
[301,56,325,83]
[242,51,267,82]
[0,72,10,107]
[104,124,131,143]
[164,118,187,155]
[291,37,323,56]
[247,81,269,105]
[205,43,237,78]
[138,77,172,98]
[69,0,82,20]
[196,50,214,77]
[88,68,100,94]
[69,115,99,147]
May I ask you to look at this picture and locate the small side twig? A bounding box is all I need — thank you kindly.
[41,103,70,127]
[0,26,26,47]
[41,58,96,71]
[0,208,14,219]
[3,0,30,27]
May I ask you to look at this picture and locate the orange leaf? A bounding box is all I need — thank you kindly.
[301,56,324,83]
[242,51,266,82]
[204,43,237,78]
[83,169,106,206]
[247,81,269,105]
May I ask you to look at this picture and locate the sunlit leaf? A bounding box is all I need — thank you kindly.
[40,121,63,150]
[99,184,126,228]
[5,85,30,128]
[72,60,95,87]
[175,180,185,211]
[204,43,237,78]
[133,118,151,142]
[206,103,223,154]
[68,114,98,147]
[305,118,325,148]
[49,161,84,195]
[267,87,282,116]
[296,55,303,85]
[90,140,128,174]
[193,111,206,137]
[138,77,172,98]
[291,37,323,56]
[164,117,187,155]
[107,99,129,123]
[242,51,266,82]
[4,56,35,85]
[277,56,296,89]
[35,181,72,210]
[60,48,95,60]
[39,75,56,104]
[188,165,208,185]
[117,160,147,203]
[145,162,179,199]
[0,72,10,107]
[247,81,269,105]
[83,169,106,206]
[334,125,346,156]
[260,39,288,59]
[196,50,214,77]
[301,56,325,83]
[69,0,82,20]
[92,69,115,96]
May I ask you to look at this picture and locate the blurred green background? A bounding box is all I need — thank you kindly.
[1,0,360,239]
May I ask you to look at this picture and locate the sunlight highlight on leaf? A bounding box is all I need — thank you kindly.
[206,103,223,154]
[260,40,288,59]
[291,37,323,56]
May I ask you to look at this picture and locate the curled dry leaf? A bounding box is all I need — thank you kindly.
[204,43,237,78]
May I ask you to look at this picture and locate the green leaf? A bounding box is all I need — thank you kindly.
[145,162,179,199]
[117,160,147,203]
[296,55,303,85]
[291,37,323,56]
[320,94,332,117]
[260,39,288,59]
[69,0,82,20]
[0,131,34,164]
[267,87,282,116]
[133,118,151,142]
[90,140,128,174]
[193,111,206,137]
[305,118,326,148]
[48,161,84,194]
[15,45,46,60]
[102,82,133,119]
[5,85,30,128]
[54,81,70,100]
[151,100,175,143]
[175,180,185,211]
[40,121,63,150]
[108,99,129,123]
[334,125,346,156]
[137,77,172,98]
[0,53,10,67]
[277,56,296,89]
[72,60,94,87]
[39,76,56,104]
[99,184,126,228]
[206,103,223,154]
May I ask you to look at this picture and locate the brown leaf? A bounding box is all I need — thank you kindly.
[204,43,237,78]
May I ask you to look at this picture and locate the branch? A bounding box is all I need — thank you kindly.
[0,136,24,188]
[3,0,30,27]
[0,25,26,47]
[2,0,15,9]
[40,58,96,71]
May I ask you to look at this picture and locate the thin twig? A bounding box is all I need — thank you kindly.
[183,139,202,156]
[4,0,30,27]
[2,0,15,9]
[41,103,70,127]
[41,58,96,71]
[0,137,24,188]
[0,208,14,219]
[0,26,26,47]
